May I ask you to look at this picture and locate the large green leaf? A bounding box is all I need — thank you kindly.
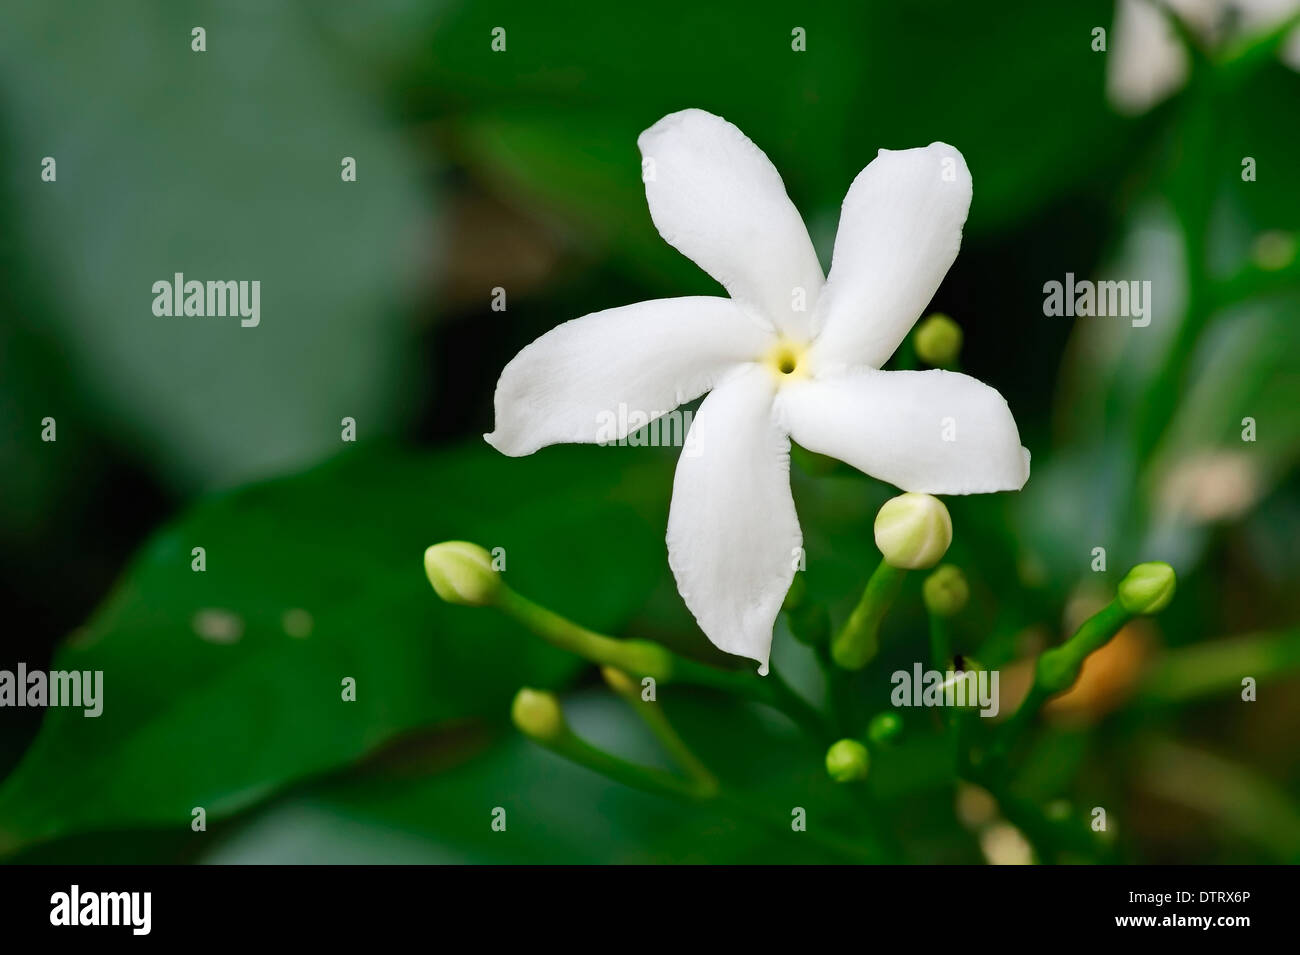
[0,1,433,492]
[199,692,974,864]
[0,442,674,854]
[404,0,1124,258]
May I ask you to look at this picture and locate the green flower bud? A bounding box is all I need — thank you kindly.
[510,687,567,743]
[866,711,903,745]
[874,493,952,570]
[922,564,969,617]
[825,738,871,783]
[914,313,963,367]
[1251,230,1297,272]
[1117,561,1176,615]
[424,541,501,607]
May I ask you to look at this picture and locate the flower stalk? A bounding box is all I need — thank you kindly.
[997,562,1176,752]
[425,540,829,739]
[831,559,906,670]
[494,585,674,681]
[512,688,715,801]
[602,667,718,796]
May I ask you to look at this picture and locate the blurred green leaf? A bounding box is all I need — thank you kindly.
[201,693,964,863]
[407,0,1124,265]
[0,442,673,854]
[0,0,434,491]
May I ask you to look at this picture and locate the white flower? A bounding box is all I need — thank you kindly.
[1109,0,1300,114]
[485,109,1029,674]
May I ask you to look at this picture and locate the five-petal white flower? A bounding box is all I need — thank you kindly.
[485,109,1029,674]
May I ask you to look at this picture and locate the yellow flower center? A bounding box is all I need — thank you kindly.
[763,340,810,382]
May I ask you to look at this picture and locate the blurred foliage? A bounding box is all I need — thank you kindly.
[1,0,1298,863]
[0,444,670,852]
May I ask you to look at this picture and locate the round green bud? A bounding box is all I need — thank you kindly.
[1251,230,1297,272]
[922,564,969,617]
[424,541,501,607]
[866,711,903,745]
[825,738,871,783]
[874,493,952,570]
[510,687,567,743]
[1117,561,1176,615]
[914,313,963,367]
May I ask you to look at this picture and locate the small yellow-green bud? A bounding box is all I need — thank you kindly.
[922,564,969,616]
[914,313,963,367]
[874,493,952,570]
[1251,230,1297,272]
[866,712,903,745]
[600,666,638,698]
[1117,561,1176,615]
[510,687,567,743]
[825,739,871,783]
[424,541,501,606]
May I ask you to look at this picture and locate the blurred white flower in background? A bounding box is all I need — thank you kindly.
[486,109,1028,674]
[1109,0,1300,114]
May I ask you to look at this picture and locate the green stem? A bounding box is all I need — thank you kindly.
[995,599,1134,756]
[495,581,829,740]
[928,613,952,671]
[604,669,718,794]
[671,657,831,742]
[496,585,673,680]
[531,720,887,862]
[814,642,855,736]
[534,727,716,802]
[831,560,907,670]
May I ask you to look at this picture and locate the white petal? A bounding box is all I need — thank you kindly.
[776,370,1030,494]
[638,109,824,341]
[667,364,800,674]
[485,297,772,456]
[1239,1,1300,70]
[1107,0,1189,114]
[808,143,972,373]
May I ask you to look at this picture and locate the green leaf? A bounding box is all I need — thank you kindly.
[0,443,673,854]
[200,693,958,864]
[0,1,433,492]
[403,0,1124,253]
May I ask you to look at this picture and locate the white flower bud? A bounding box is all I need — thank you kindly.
[423,541,501,607]
[874,493,952,570]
